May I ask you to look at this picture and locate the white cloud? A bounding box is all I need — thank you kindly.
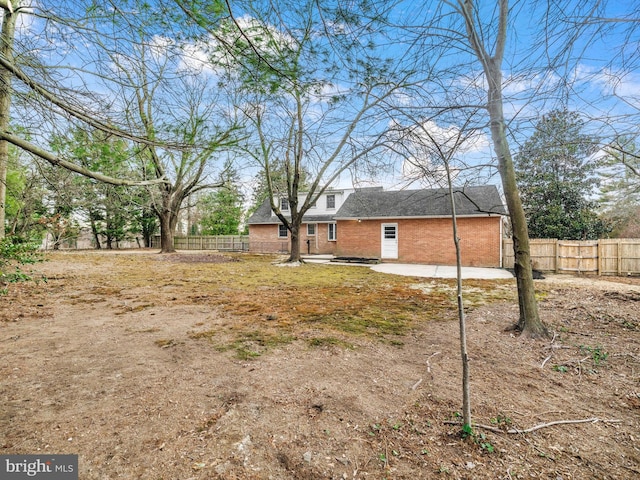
[177,38,221,75]
[390,119,490,186]
[406,120,489,155]
[585,66,640,107]
[169,15,299,79]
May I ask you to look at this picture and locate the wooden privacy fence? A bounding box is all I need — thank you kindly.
[152,235,249,251]
[503,238,640,276]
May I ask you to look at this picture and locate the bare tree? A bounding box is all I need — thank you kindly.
[0,1,235,248]
[446,0,638,335]
[212,0,410,262]
[97,27,239,252]
[386,0,552,336]
[390,110,492,431]
[452,0,547,337]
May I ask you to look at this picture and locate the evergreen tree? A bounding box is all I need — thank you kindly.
[515,110,608,240]
[51,128,137,249]
[598,137,640,237]
[198,166,245,236]
[5,142,47,239]
[131,197,158,248]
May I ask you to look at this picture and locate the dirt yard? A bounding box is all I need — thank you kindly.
[1,250,638,479]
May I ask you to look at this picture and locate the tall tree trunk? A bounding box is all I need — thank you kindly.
[158,191,181,253]
[288,222,301,262]
[485,61,548,338]
[460,0,548,338]
[0,7,17,240]
[158,209,176,253]
[90,218,102,249]
[155,188,180,253]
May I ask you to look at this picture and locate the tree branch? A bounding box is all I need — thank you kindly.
[0,131,169,186]
[0,53,183,150]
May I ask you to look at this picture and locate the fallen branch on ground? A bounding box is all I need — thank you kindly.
[444,417,622,434]
[540,332,572,368]
[505,417,621,434]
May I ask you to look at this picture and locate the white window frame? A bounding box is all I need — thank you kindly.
[307,224,316,236]
[326,194,336,209]
[328,223,337,241]
[278,224,288,238]
[280,197,289,211]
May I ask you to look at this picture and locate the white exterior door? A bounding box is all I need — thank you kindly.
[381,223,398,259]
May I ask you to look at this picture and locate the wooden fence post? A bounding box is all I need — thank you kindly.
[598,241,602,276]
[618,239,622,276]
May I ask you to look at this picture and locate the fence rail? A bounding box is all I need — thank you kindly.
[503,238,640,276]
[152,235,249,252]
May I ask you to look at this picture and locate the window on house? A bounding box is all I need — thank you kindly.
[307,224,316,236]
[278,224,288,238]
[326,194,335,209]
[328,223,337,241]
[384,225,397,239]
[280,197,289,211]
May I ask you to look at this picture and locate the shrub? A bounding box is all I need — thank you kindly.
[0,236,43,294]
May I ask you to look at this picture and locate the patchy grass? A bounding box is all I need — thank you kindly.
[6,251,639,480]
[171,257,516,354]
[302,309,411,336]
[154,338,180,348]
[410,279,516,308]
[189,328,296,359]
[37,252,517,355]
[306,336,355,349]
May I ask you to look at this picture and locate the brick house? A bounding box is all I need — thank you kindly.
[247,188,350,255]
[247,185,506,267]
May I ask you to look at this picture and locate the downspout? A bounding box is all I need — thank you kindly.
[500,215,504,268]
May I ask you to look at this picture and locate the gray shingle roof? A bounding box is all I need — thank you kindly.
[335,185,506,219]
[246,199,277,224]
[247,185,506,224]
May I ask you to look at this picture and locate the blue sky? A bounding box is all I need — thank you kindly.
[11,1,640,194]
[366,0,640,189]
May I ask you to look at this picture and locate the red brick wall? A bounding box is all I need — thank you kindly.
[249,223,337,255]
[336,217,503,267]
[248,224,289,253]
[335,220,380,259]
[304,223,337,255]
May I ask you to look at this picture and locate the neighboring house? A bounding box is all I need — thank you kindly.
[247,185,507,267]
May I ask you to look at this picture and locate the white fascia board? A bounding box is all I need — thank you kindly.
[335,214,502,221]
